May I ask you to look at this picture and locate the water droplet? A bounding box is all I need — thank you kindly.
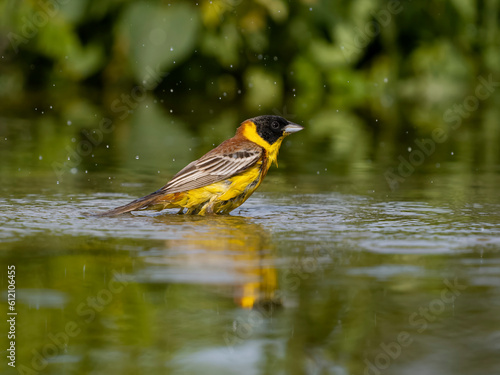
[135,155,140,160]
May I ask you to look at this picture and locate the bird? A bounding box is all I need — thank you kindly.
[95,115,303,216]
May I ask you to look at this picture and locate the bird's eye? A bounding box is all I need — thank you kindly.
[271,121,280,130]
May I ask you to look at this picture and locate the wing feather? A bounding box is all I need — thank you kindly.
[156,142,263,194]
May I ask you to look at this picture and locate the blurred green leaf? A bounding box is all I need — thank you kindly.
[201,23,242,68]
[309,109,370,162]
[244,66,283,111]
[118,2,200,83]
[124,97,194,173]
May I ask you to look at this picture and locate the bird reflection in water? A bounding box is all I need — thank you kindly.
[151,214,281,310]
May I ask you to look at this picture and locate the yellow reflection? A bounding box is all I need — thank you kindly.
[155,215,278,309]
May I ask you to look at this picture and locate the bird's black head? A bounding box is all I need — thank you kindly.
[250,115,304,145]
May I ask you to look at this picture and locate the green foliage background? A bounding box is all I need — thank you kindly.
[1,0,499,182]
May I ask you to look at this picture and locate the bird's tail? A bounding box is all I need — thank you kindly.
[92,191,167,217]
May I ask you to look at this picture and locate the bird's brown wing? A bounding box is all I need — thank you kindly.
[156,140,263,194]
[92,140,263,217]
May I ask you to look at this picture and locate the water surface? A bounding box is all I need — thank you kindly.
[1,165,499,375]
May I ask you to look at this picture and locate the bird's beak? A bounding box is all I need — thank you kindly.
[283,122,304,134]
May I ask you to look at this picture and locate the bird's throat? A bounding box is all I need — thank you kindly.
[240,121,284,167]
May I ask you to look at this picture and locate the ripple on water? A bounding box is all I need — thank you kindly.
[0,192,499,257]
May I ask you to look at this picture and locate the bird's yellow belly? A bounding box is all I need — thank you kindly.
[160,165,263,215]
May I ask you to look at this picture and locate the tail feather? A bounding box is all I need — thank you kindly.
[92,191,165,217]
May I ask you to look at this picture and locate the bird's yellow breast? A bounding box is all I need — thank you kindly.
[161,159,265,215]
